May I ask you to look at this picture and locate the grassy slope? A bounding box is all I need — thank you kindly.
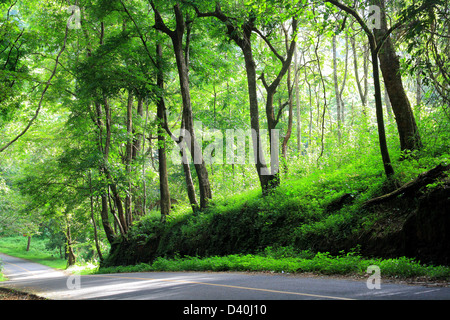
[100,145,450,280]
[125,151,431,258]
[0,236,67,271]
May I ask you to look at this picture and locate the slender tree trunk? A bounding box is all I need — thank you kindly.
[333,35,342,144]
[108,186,125,237]
[66,225,76,267]
[314,35,328,162]
[373,0,422,152]
[282,29,295,161]
[242,40,276,193]
[351,35,368,111]
[325,0,394,178]
[156,43,171,222]
[94,101,116,244]
[340,33,349,126]
[26,236,31,252]
[158,92,199,212]
[193,4,278,194]
[100,193,115,244]
[384,85,393,119]
[103,97,127,233]
[132,97,144,217]
[180,117,199,212]
[133,97,144,158]
[89,170,103,261]
[125,91,133,227]
[415,58,422,120]
[108,180,127,233]
[258,18,297,190]
[371,48,395,177]
[173,40,212,208]
[282,62,294,161]
[153,3,212,208]
[304,59,313,151]
[295,47,301,154]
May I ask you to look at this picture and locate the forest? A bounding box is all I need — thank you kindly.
[0,0,449,272]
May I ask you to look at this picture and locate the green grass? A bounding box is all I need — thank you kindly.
[0,236,100,280]
[0,270,7,282]
[0,236,67,271]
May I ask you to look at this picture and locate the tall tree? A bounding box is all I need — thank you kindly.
[351,34,369,111]
[156,43,171,222]
[194,1,300,194]
[151,1,212,208]
[325,0,395,177]
[258,17,298,179]
[332,34,342,143]
[372,0,422,152]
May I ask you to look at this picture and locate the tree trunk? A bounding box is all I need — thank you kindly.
[153,3,212,208]
[103,96,127,233]
[156,43,171,222]
[94,101,116,244]
[125,90,133,228]
[314,35,328,162]
[26,235,31,252]
[373,0,422,152]
[133,96,145,217]
[89,170,103,261]
[282,26,295,162]
[384,85,393,119]
[158,91,199,212]
[295,46,301,154]
[180,117,200,212]
[256,19,297,190]
[351,35,368,111]
[325,0,394,178]
[242,39,278,194]
[304,57,313,151]
[415,58,422,120]
[340,34,349,126]
[194,4,286,194]
[371,47,395,177]
[66,225,76,267]
[333,35,342,144]
[282,61,294,161]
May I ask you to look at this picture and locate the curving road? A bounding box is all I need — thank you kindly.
[1,253,449,302]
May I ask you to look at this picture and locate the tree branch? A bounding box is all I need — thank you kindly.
[275,101,289,125]
[191,2,245,47]
[259,72,269,91]
[150,0,175,37]
[0,25,69,153]
[119,0,157,67]
[253,27,285,63]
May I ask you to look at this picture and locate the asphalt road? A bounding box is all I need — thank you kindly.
[1,253,449,301]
